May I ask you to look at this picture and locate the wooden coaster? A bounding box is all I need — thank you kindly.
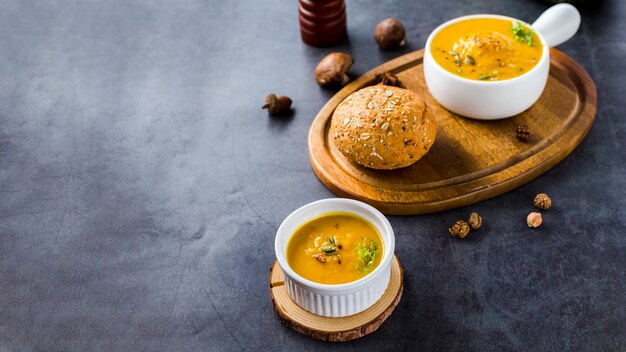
[269,256,403,342]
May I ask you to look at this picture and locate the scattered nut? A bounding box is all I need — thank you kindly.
[449,220,470,239]
[516,124,530,142]
[468,212,482,230]
[534,193,552,210]
[262,94,292,115]
[315,52,354,87]
[527,212,542,228]
[312,254,327,263]
[374,18,406,50]
[376,71,399,86]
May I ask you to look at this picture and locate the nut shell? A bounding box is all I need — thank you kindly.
[449,220,470,239]
[468,212,482,230]
[374,18,406,50]
[527,212,543,228]
[315,52,354,87]
[330,86,436,170]
[534,193,552,210]
[262,94,292,115]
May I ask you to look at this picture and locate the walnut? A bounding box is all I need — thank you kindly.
[449,220,470,239]
[312,254,327,263]
[534,193,552,210]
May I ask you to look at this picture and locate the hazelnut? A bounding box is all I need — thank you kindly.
[374,18,406,50]
[534,193,552,210]
[449,220,470,239]
[315,52,354,87]
[262,94,292,116]
[468,212,482,230]
[527,212,542,228]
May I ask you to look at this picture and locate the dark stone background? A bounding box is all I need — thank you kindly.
[0,0,624,351]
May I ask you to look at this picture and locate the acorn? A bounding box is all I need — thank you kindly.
[262,94,292,116]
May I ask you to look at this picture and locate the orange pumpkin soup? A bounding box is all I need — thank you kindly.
[431,18,543,81]
[286,212,383,285]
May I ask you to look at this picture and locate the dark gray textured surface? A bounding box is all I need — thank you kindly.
[0,0,624,351]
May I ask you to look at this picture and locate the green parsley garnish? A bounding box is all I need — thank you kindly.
[354,237,379,273]
[511,21,536,46]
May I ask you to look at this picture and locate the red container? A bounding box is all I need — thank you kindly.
[298,0,347,47]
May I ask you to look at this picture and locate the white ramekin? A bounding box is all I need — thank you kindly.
[275,198,395,318]
[423,4,580,120]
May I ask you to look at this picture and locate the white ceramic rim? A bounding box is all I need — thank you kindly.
[425,14,550,86]
[274,198,395,294]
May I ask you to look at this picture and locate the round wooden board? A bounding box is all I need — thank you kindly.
[308,49,597,215]
[269,255,403,342]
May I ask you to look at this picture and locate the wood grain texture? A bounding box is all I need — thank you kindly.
[308,49,597,215]
[269,256,404,342]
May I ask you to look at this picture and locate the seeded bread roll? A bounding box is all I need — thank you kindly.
[331,85,436,170]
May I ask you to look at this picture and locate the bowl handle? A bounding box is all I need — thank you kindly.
[532,3,581,48]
